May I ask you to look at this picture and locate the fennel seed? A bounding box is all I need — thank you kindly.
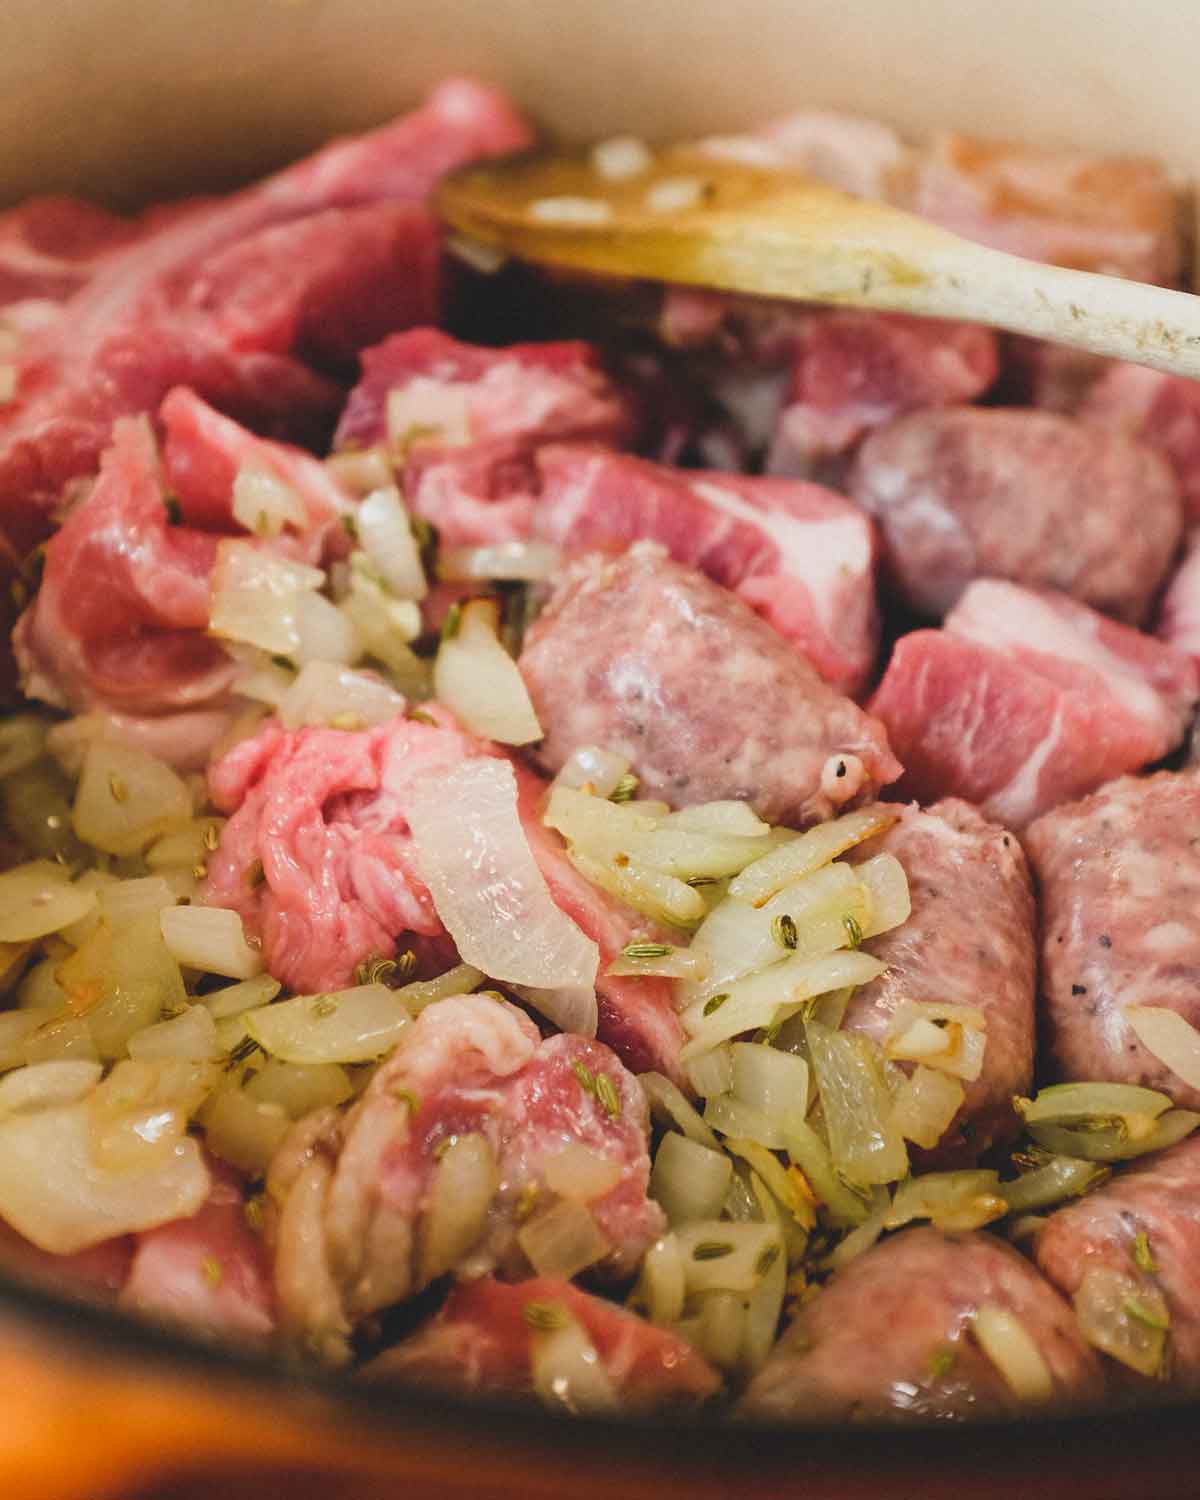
[571,1059,597,1095]
[755,1243,781,1277]
[1124,1295,1169,1331]
[1133,1231,1157,1273]
[440,601,462,641]
[610,772,639,803]
[107,773,128,804]
[310,995,338,1019]
[200,1255,224,1288]
[772,913,798,950]
[595,1073,621,1119]
[703,992,730,1017]
[692,1241,733,1261]
[622,942,672,960]
[202,823,221,852]
[844,914,863,949]
[522,1300,569,1332]
[513,1182,540,1223]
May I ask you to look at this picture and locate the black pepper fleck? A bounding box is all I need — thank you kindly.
[1071,984,1087,996]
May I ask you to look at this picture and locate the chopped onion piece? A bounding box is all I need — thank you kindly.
[998,1156,1109,1215]
[972,1304,1055,1402]
[246,984,410,1065]
[636,1234,686,1326]
[729,807,899,906]
[887,1170,1007,1233]
[567,848,706,928]
[127,1004,223,1063]
[145,820,225,873]
[407,759,598,990]
[543,1144,623,1202]
[1016,1081,1172,1128]
[386,377,472,450]
[731,1043,809,1124]
[663,802,770,837]
[434,598,541,745]
[543,785,659,858]
[1073,1265,1168,1377]
[294,590,361,666]
[277,662,406,732]
[235,656,295,708]
[231,466,307,538]
[855,853,911,937]
[439,539,561,583]
[699,1291,747,1370]
[636,826,794,882]
[508,983,598,1039]
[0,1060,102,1116]
[200,974,281,1022]
[675,1220,783,1295]
[783,1113,872,1229]
[517,1197,610,1280]
[886,1002,987,1082]
[742,1221,788,1372]
[0,862,96,943]
[1028,1108,1199,1162]
[420,1133,498,1284]
[396,963,485,1015]
[683,1045,734,1104]
[19,1014,97,1068]
[680,950,886,1061]
[529,1310,619,1416]
[591,134,653,180]
[822,1186,890,1270]
[201,1086,290,1176]
[326,446,393,497]
[357,487,427,600]
[243,1061,353,1117]
[1125,1005,1200,1093]
[723,1137,816,1230]
[0,715,47,780]
[57,913,186,1060]
[72,743,192,856]
[100,877,176,925]
[208,541,324,657]
[704,1092,784,1151]
[639,1072,723,1152]
[160,905,264,980]
[552,747,631,799]
[807,1020,908,1187]
[890,1066,965,1149]
[0,1101,209,1252]
[606,943,707,981]
[650,1131,733,1224]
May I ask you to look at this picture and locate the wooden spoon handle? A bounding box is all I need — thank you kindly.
[438,149,1200,378]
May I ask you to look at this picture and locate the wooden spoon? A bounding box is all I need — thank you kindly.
[437,146,1200,378]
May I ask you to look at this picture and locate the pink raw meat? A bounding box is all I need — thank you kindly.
[205,711,685,1078]
[1082,364,1200,523]
[529,445,880,697]
[869,579,1198,826]
[0,196,141,305]
[366,1274,719,1409]
[268,994,665,1361]
[120,1159,274,1345]
[0,78,530,562]
[13,389,352,743]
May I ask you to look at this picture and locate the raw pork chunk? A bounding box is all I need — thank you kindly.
[1037,1135,1200,1391]
[848,407,1183,624]
[869,580,1198,827]
[0,77,530,562]
[843,799,1036,1162]
[740,1227,1105,1423]
[267,993,663,1363]
[363,1275,719,1410]
[1024,769,1200,1109]
[205,710,686,1079]
[1082,364,1200,523]
[519,543,901,827]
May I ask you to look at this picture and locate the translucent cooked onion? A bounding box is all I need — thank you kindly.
[439,539,561,583]
[529,1311,619,1416]
[664,802,770,838]
[723,1137,816,1231]
[356,487,428,600]
[890,1065,965,1149]
[742,1221,788,1372]
[822,1186,890,1270]
[1072,1265,1169,1378]
[395,963,485,1015]
[231,466,307,538]
[200,1085,290,1176]
[855,853,911,937]
[679,950,886,1061]
[542,1144,624,1202]
[200,974,281,1021]
[0,861,97,943]
[731,1043,809,1124]
[100,876,176,925]
[782,1113,871,1229]
[420,1133,498,1284]
[650,1131,733,1224]
[277,662,406,732]
[517,1197,611,1280]
[729,806,899,907]
[326,446,393,498]
[1016,1082,1172,1129]
[1027,1108,1200,1162]
[145,820,225,873]
[340,556,426,686]
[683,1045,734,1105]
[243,1060,353,1117]
[699,1291,747,1371]
[806,1020,908,1187]
[639,1072,723,1153]
[637,1234,687,1327]
[0,1100,210,1252]
[675,1220,783,1295]
[234,655,296,708]
[386,377,472,450]
[972,1304,1054,1402]
[998,1156,1109,1215]
[294,590,362,666]
[566,848,706,928]
[606,944,708,981]
[886,1002,987,1082]
[544,786,659,860]
[434,599,542,745]
[127,1004,223,1063]
[0,1060,102,1116]
[507,982,598,1039]
[551,747,631,799]
[886,1170,1007,1233]
[1124,1005,1200,1093]
[57,913,187,1060]
[160,905,264,980]
[245,983,410,1064]
[406,758,598,991]
[704,1092,784,1151]
[72,743,192,857]
[208,541,324,657]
